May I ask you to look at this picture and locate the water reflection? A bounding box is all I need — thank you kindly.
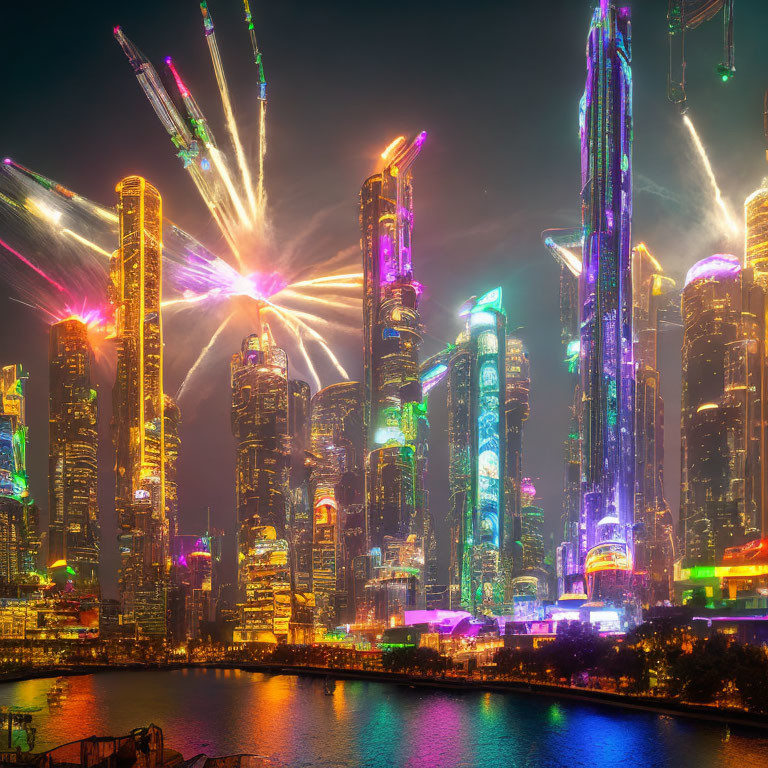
[0,671,766,768]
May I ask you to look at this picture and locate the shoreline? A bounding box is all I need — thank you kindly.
[3,662,768,733]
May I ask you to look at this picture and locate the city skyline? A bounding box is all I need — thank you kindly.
[2,1,768,599]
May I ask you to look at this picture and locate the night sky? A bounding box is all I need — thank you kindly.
[2,0,768,596]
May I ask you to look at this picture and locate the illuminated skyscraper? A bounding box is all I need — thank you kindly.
[632,245,676,603]
[287,379,312,590]
[48,318,99,590]
[745,179,768,539]
[543,230,583,597]
[519,479,545,573]
[310,382,365,623]
[447,288,507,612]
[0,365,38,591]
[163,395,181,548]
[579,3,635,601]
[231,329,291,640]
[680,255,764,566]
[504,337,529,579]
[110,176,167,635]
[361,133,428,562]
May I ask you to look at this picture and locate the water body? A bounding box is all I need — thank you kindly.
[2,668,768,768]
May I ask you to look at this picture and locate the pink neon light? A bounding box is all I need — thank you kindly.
[166,58,190,98]
[0,236,66,293]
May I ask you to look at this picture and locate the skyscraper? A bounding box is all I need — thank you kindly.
[361,132,428,560]
[680,254,764,566]
[231,329,291,641]
[744,179,768,540]
[287,379,312,591]
[163,395,181,548]
[447,288,507,612]
[519,479,545,573]
[310,381,365,623]
[504,337,530,579]
[0,365,38,591]
[632,244,676,603]
[48,318,99,590]
[578,3,635,601]
[111,176,167,635]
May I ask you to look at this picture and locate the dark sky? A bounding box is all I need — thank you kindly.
[2,0,768,597]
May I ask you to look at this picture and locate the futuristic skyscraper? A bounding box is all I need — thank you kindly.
[231,329,293,642]
[361,133,428,555]
[680,255,763,566]
[447,288,507,612]
[0,364,38,590]
[579,3,635,600]
[48,318,99,590]
[111,176,168,636]
[632,245,676,603]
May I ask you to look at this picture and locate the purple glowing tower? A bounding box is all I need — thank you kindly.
[578,2,635,601]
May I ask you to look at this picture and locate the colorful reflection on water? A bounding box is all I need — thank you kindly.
[1,669,768,768]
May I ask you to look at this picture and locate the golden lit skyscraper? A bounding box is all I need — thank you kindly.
[48,318,99,589]
[231,329,291,643]
[745,180,768,539]
[111,176,167,636]
[680,255,764,567]
[632,244,676,603]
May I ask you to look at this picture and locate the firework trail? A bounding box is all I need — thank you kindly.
[682,114,741,237]
[176,311,234,401]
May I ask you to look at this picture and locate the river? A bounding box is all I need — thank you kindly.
[2,668,768,767]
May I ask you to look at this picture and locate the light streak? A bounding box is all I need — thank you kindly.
[61,229,112,258]
[177,312,234,401]
[200,2,259,226]
[0,236,67,292]
[263,305,322,391]
[682,114,741,236]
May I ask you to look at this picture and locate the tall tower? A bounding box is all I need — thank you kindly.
[680,255,763,566]
[310,382,365,624]
[0,365,38,590]
[361,132,428,553]
[447,288,507,612]
[111,176,167,636]
[230,329,289,573]
[579,3,635,601]
[503,337,530,579]
[48,318,99,590]
[744,179,768,540]
[632,245,676,603]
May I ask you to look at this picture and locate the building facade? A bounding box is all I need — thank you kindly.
[680,254,764,567]
[578,3,635,601]
[361,133,429,576]
[111,175,168,636]
[632,244,676,603]
[48,318,99,590]
[447,288,507,612]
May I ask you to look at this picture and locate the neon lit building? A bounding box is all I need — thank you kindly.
[361,133,428,567]
[520,479,544,572]
[447,288,507,612]
[0,365,38,591]
[578,3,635,601]
[48,319,99,590]
[111,176,168,635]
[504,337,529,579]
[310,382,365,623]
[680,254,764,568]
[543,230,583,597]
[231,329,290,589]
[632,244,676,603]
